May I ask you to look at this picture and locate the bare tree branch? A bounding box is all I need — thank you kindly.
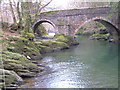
[39,0,52,12]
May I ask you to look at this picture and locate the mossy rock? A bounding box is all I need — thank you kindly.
[38,44,53,54]
[4,63,25,71]
[24,32,35,41]
[53,34,68,43]
[54,34,78,46]
[2,51,28,61]
[90,33,110,40]
[1,51,39,74]
[7,37,42,59]
[17,71,37,78]
[43,40,69,49]
[0,69,23,88]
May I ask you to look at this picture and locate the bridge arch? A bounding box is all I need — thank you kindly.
[32,19,57,34]
[75,17,119,40]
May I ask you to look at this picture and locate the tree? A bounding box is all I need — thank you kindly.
[30,0,53,20]
[9,0,17,24]
[16,1,22,27]
[20,0,53,33]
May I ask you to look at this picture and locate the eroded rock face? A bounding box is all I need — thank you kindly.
[0,69,23,89]
[1,51,44,77]
[7,36,42,59]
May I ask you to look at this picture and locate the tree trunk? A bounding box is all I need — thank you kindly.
[9,0,17,24]
[17,2,22,25]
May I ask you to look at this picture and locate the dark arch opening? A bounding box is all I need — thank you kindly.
[76,18,119,41]
[32,20,55,33]
[32,20,56,38]
[94,19,119,35]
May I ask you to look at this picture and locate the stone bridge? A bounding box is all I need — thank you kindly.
[32,7,119,40]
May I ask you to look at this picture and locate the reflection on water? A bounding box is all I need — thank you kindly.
[22,36,118,88]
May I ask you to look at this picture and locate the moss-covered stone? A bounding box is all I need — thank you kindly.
[2,51,28,61]
[90,33,110,40]
[37,44,53,54]
[1,51,42,76]
[0,69,23,88]
[7,36,42,59]
[40,40,69,52]
[53,34,79,46]
[24,32,35,41]
[54,34,68,42]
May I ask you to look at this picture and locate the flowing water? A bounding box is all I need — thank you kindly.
[22,36,118,88]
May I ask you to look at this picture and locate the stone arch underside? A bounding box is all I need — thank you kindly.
[75,17,119,40]
[32,19,56,33]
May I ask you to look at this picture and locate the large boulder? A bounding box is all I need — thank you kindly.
[0,69,23,89]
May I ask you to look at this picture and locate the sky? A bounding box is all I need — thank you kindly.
[43,0,119,10]
[1,0,74,10]
[2,0,119,10]
[45,0,74,10]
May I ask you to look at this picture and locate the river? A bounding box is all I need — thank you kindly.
[21,36,119,88]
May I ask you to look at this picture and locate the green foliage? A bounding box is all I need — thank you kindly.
[54,34,68,42]
[109,2,118,11]
[36,24,48,37]
[25,32,35,39]
[54,34,78,45]
[23,16,32,33]
[107,2,119,19]
[76,22,106,35]
[21,32,35,41]
[76,27,85,34]
[21,2,33,33]
[96,23,105,28]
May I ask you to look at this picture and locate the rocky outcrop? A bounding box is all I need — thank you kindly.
[0,69,23,89]
[1,33,79,89]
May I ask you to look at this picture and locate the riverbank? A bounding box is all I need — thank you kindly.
[0,31,79,89]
